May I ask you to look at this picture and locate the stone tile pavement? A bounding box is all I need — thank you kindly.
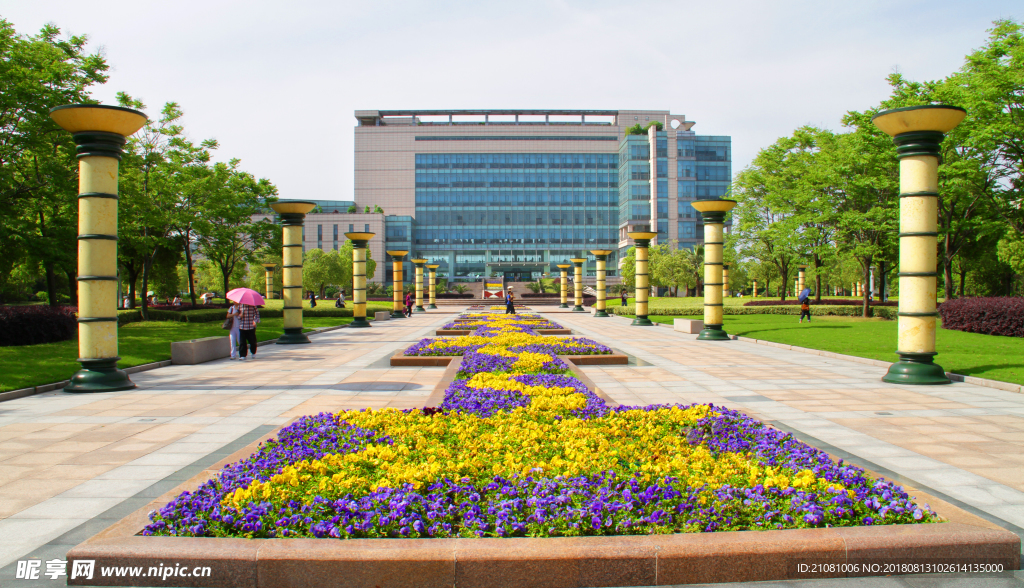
[0,306,1021,587]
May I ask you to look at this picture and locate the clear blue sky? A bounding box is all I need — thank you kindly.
[2,0,1020,201]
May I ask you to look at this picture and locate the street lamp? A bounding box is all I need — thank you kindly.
[691,199,737,341]
[411,259,427,312]
[427,264,439,309]
[270,201,316,344]
[50,104,147,392]
[387,251,408,318]
[626,232,658,326]
[344,232,374,328]
[556,264,570,309]
[872,104,966,385]
[261,263,276,299]
[570,258,587,312]
[590,250,612,317]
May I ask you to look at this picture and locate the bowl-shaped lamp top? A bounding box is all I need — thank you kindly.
[411,258,428,264]
[386,250,408,258]
[270,201,317,215]
[871,105,966,136]
[691,199,737,213]
[556,264,571,269]
[590,250,613,256]
[427,264,440,269]
[627,231,659,240]
[344,232,375,241]
[50,104,147,136]
[261,263,276,269]
[570,258,588,264]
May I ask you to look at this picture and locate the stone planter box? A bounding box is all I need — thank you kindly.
[673,318,703,334]
[373,311,391,321]
[170,336,233,365]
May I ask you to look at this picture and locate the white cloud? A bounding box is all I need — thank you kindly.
[3,0,1019,200]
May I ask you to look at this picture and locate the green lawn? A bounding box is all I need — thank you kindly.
[0,316,351,393]
[605,296,903,309]
[642,314,1024,386]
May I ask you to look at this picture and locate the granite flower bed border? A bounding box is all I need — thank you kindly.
[66,420,1020,588]
[435,328,573,336]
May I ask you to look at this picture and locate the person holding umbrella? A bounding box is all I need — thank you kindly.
[798,286,812,323]
[226,288,265,360]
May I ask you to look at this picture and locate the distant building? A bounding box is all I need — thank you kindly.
[274,109,730,283]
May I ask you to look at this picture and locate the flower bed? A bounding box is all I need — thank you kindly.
[145,313,937,540]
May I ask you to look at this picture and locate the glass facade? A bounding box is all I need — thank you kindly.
[414,153,619,277]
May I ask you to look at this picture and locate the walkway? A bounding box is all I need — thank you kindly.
[0,306,1021,587]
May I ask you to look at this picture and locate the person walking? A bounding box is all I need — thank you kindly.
[308,290,317,308]
[237,303,260,360]
[620,288,627,307]
[227,302,241,360]
[404,291,413,317]
[798,287,812,323]
[505,286,516,315]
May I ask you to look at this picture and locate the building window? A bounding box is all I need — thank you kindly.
[349,224,354,233]
[333,224,338,250]
[317,225,322,250]
[365,223,370,232]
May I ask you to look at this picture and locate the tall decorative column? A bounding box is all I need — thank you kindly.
[261,263,276,299]
[627,232,658,326]
[412,259,427,312]
[345,232,374,328]
[427,264,439,309]
[753,280,758,298]
[590,250,612,317]
[798,265,807,294]
[50,104,147,393]
[691,200,737,340]
[271,201,316,344]
[723,264,731,298]
[873,105,965,385]
[387,250,407,318]
[557,264,570,308]
[570,258,586,312]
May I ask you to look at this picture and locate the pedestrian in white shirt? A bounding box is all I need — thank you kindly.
[227,302,241,360]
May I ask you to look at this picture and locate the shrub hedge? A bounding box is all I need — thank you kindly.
[0,305,77,346]
[939,297,1024,338]
[613,305,897,319]
[744,298,897,307]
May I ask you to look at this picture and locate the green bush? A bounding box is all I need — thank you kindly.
[613,305,893,319]
[117,309,143,326]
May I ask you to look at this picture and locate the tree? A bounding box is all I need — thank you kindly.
[302,248,345,298]
[619,247,636,292]
[196,167,277,295]
[0,21,109,306]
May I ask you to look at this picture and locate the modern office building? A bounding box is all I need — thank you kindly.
[276,109,731,282]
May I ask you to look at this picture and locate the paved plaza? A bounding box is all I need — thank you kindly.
[0,307,1022,587]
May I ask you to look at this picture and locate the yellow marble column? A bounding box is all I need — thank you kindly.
[798,265,806,295]
[557,264,570,308]
[723,264,731,298]
[627,232,658,326]
[387,251,407,318]
[262,263,276,299]
[691,200,737,340]
[345,232,374,328]
[427,264,439,309]
[50,104,147,393]
[570,258,587,312]
[412,259,427,312]
[271,201,316,344]
[590,250,612,317]
[753,280,758,298]
[873,104,965,385]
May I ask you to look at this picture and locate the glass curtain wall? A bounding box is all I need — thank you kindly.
[414,153,620,278]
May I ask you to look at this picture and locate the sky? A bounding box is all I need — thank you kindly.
[2,0,1020,202]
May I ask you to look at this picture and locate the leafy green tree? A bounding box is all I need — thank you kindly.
[303,248,345,299]
[0,21,109,305]
[619,247,636,292]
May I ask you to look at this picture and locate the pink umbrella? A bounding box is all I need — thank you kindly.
[226,288,265,306]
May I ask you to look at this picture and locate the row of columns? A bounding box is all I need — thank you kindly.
[51,102,964,392]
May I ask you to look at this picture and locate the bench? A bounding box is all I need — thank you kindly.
[673,318,704,334]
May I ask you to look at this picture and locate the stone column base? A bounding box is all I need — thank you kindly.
[882,352,951,385]
[278,327,311,345]
[349,317,371,328]
[65,357,136,393]
[697,326,731,341]
[632,317,654,326]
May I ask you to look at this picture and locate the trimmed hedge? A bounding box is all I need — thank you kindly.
[613,305,897,319]
[744,298,896,307]
[0,305,77,346]
[939,297,1024,338]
